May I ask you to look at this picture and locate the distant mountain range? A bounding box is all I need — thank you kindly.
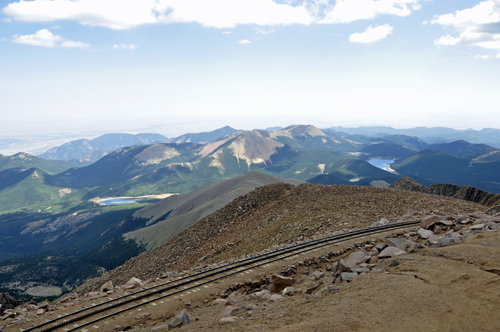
[328,126,500,148]
[39,133,169,165]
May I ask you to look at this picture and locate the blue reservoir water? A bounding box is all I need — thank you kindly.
[100,198,144,206]
[368,159,395,173]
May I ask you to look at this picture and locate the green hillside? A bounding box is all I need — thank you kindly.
[0,153,71,174]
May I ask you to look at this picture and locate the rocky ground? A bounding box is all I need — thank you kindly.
[4,205,500,331]
[80,183,485,291]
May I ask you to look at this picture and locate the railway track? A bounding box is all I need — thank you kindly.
[24,220,421,332]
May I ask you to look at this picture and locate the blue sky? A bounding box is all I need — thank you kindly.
[1,0,500,137]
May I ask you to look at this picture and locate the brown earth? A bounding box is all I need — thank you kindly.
[80,183,484,293]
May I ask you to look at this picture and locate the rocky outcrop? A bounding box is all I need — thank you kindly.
[0,293,22,315]
[389,177,428,192]
[427,183,500,206]
[391,177,500,207]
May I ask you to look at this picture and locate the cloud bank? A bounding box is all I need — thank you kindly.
[3,0,424,30]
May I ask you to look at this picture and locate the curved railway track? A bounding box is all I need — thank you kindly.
[24,220,421,332]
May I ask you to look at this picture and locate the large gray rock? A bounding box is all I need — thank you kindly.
[378,247,407,258]
[346,251,371,268]
[341,272,358,282]
[384,238,418,253]
[418,228,433,239]
[335,259,350,272]
[168,309,190,329]
[438,235,462,247]
[221,306,240,317]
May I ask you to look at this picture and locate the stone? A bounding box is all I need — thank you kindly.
[486,205,500,215]
[122,284,136,290]
[269,274,295,292]
[160,271,177,279]
[126,277,142,285]
[335,259,350,272]
[438,235,462,247]
[311,270,326,280]
[168,309,190,329]
[433,225,443,234]
[100,281,113,293]
[305,283,322,294]
[328,286,340,293]
[351,268,370,273]
[211,298,226,306]
[283,287,295,296]
[251,290,270,299]
[371,218,389,227]
[269,294,283,302]
[341,272,358,282]
[421,215,444,229]
[36,309,45,315]
[221,306,240,317]
[375,243,388,251]
[346,251,371,268]
[37,300,50,309]
[469,224,485,230]
[219,317,238,325]
[378,247,407,258]
[388,260,400,267]
[418,228,433,239]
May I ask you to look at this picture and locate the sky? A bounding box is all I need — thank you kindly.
[1,0,500,138]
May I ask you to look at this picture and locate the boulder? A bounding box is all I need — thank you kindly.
[486,204,500,216]
[341,272,358,282]
[37,300,50,309]
[168,309,190,329]
[345,251,371,268]
[335,259,350,272]
[418,228,433,239]
[283,287,295,296]
[126,277,142,285]
[438,235,462,247]
[211,298,226,306]
[100,281,114,293]
[269,274,295,292]
[221,306,240,317]
[421,215,445,229]
[469,224,485,230]
[311,270,326,280]
[378,247,407,258]
[370,218,390,227]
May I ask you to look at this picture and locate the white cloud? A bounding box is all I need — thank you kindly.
[322,0,422,24]
[430,0,500,51]
[256,28,275,34]
[12,29,90,48]
[222,31,232,34]
[238,39,251,44]
[3,0,425,30]
[3,0,313,30]
[113,43,138,50]
[349,24,394,43]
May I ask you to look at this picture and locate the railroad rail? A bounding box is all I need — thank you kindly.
[24,220,421,332]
